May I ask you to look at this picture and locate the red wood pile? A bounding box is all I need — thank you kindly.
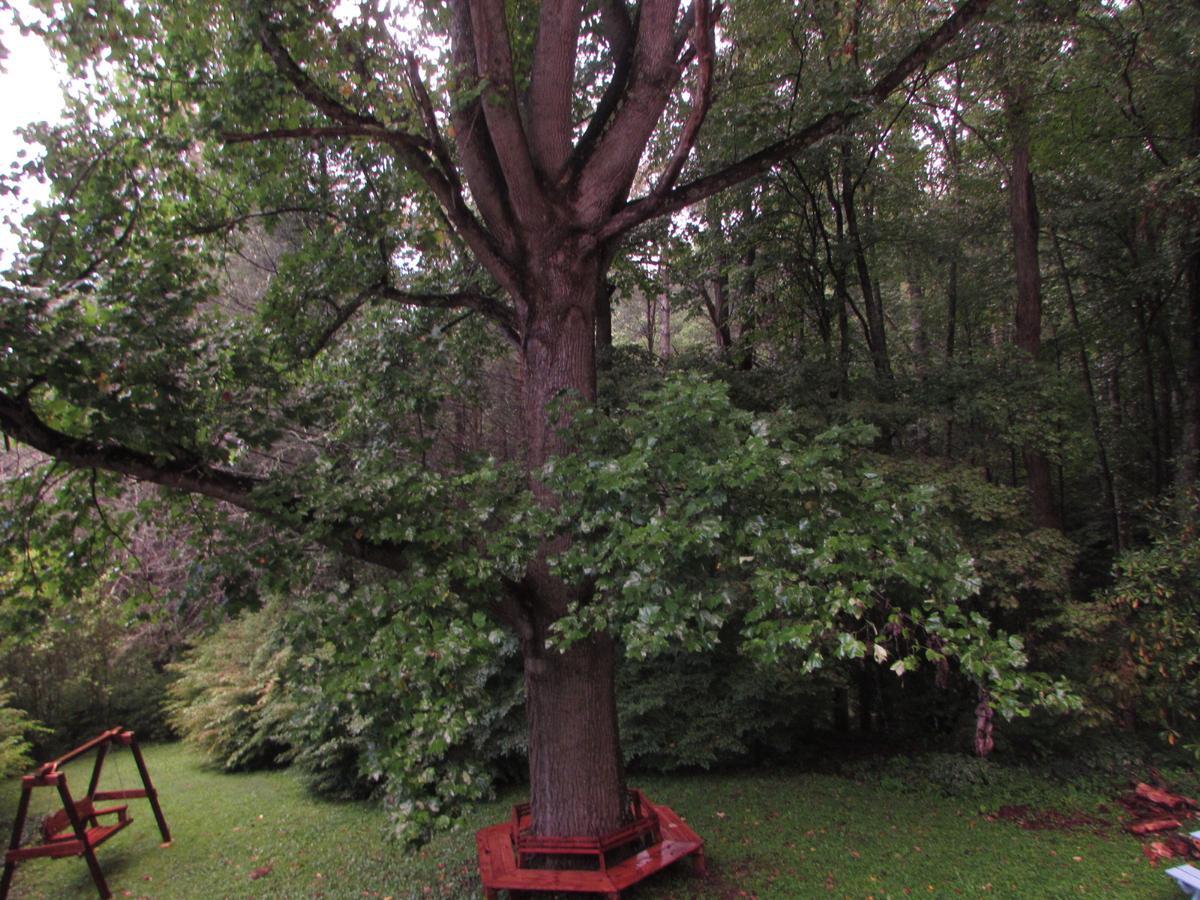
[1120,779,1200,866]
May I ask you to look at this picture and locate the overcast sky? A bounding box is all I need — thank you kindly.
[1,1,64,263]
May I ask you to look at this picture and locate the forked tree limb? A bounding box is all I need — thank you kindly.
[251,10,524,297]
[447,0,521,257]
[650,0,717,199]
[573,0,685,226]
[466,0,549,228]
[528,0,585,178]
[599,0,993,240]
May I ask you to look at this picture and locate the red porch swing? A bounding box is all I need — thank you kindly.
[1,727,171,900]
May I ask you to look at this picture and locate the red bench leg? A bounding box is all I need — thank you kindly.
[692,847,708,876]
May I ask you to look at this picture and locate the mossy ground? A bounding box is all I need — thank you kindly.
[0,743,1188,898]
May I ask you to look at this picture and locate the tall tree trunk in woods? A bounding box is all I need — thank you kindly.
[1133,295,1167,492]
[840,146,894,450]
[943,79,962,458]
[838,290,852,402]
[704,278,735,355]
[842,147,893,386]
[1182,74,1200,493]
[945,254,959,456]
[1185,246,1200,492]
[645,290,658,356]
[909,275,931,453]
[1007,87,1061,529]
[1153,320,1178,473]
[1052,230,1122,549]
[737,237,759,371]
[658,291,672,359]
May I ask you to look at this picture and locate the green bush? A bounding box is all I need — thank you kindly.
[165,607,292,770]
[1058,491,1200,758]
[0,682,48,778]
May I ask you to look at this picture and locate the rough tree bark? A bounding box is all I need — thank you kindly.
[1006,84,1061,529]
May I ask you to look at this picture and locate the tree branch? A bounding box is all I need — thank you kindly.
[252,10,523,297]
[598,0,992,240]
[566,0,636,178]
[574,0,684,226]
[222,124,415,146]
[528,0,584,179]
[447,0,521,256]
[0,391,413,573]
[649,0,716,199]
[466,0,548,227]
[376,284,521,345]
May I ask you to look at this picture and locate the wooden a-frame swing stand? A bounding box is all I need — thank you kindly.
[1,728,171,900]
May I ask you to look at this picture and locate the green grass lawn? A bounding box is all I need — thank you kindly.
[0,743,1188,898]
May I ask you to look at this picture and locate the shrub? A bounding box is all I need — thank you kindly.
[0,682,48,778]
[165,607,292,770]
[1059,491,1200,758]
[618,637,833,772]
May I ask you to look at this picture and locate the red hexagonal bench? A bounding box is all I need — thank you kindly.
[476,788,705,899]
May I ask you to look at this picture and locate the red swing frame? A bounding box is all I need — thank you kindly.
[1,727,171,900]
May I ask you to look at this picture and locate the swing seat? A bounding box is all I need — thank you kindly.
[41,799,130,842]
[11,813,131,862]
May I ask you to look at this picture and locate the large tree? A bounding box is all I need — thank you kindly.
[0,0,994,838]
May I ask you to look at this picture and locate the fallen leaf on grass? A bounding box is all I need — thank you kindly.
[249,866,272,880]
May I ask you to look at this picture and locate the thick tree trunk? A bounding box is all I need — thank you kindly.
[1007,95,1061,529]
[524,633,626,837]
[517,245,627,838]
